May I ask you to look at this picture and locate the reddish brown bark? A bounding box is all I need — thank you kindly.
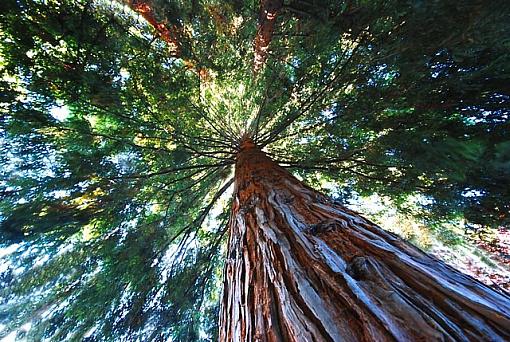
[253,0,283,73]
[126,0,181,56]
[220,139,510,341]
[124,1,213,81]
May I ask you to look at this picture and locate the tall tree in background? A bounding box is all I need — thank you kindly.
[1,0,509,341]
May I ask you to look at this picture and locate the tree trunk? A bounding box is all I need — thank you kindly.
[124,0,182,56]
[253,0,283,73]
[219,140,510,341]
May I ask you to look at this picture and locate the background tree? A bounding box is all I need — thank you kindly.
[1,0,509,340]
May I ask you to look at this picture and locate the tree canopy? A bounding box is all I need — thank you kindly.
[1,0,509,340]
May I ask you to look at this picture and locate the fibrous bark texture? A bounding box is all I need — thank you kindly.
[219,140,510,341]
[253,0,283,73]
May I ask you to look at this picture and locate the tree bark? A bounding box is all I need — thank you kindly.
[219,140,510,341]
[253,0,283,73]
[124,0,182,56]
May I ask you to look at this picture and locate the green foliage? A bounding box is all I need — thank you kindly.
[0,0,509,340]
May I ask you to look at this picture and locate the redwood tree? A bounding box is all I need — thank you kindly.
[221,139,510,341]
[1,0,510,341]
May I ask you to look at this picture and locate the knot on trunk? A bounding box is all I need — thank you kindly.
[308,219,344,235]
[239,196,260,214]
[347,256,377,281]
